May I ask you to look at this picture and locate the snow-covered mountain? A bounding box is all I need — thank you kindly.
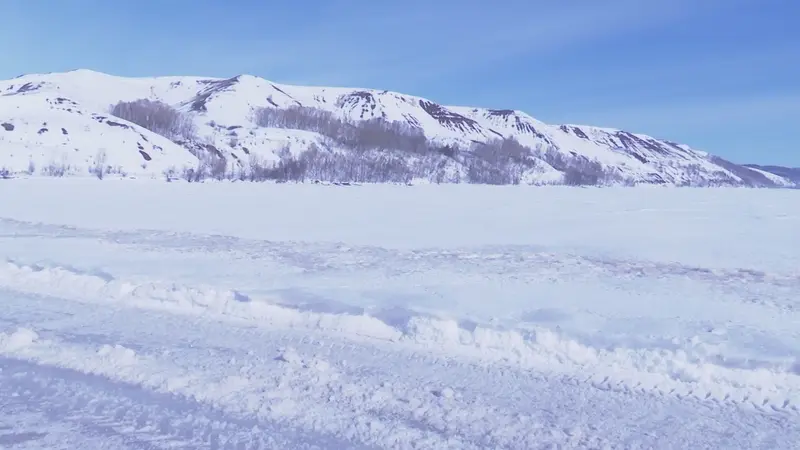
[744,164,800,187]
[0,69,793,186]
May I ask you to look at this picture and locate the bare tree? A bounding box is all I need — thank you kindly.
[163,167,177,182]
[209,155,228,180]
[90,150,107,179]
[42,161,69,177]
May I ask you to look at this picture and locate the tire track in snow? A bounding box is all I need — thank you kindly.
[0,357,345,449]
[1,259,799,419]
[2,216,799,289]
[2,219,800,436]
[0,327,534,449]
[2,299,799,449]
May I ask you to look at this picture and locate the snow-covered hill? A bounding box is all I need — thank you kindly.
[0,69,793,186]
[745,164,800,186]
[0,90,195,178]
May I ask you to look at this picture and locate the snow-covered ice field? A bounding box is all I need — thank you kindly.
[0,178,799,449]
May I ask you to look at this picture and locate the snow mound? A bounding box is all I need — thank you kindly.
[0,328,40,352]
[1,259,798,410]
[97,344,138,366]
[0,328,144,383]
[0,259,402,341]
[0,93,196,178]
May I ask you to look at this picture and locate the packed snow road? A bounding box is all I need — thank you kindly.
[1,180,799,448]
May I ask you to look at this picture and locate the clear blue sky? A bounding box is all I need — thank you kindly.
[2,0,797,166]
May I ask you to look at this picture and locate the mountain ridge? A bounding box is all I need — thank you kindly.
[0,69,795,187]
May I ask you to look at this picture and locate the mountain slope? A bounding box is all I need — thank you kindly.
[744,164,800,186]
[0,69,792,186]
[0,89,196,177]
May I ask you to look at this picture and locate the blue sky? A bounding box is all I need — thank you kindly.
[1,0,797,166]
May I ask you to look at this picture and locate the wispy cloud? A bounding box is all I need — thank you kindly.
[241,0,728,88]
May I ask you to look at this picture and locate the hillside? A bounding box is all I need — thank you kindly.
[0,69,794,187]
[744,165,800,186]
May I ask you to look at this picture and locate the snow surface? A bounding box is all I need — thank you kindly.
[1,179,799,448]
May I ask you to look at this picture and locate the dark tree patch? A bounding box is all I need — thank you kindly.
[204,143,223,158]
[54,97,77,106]
[187,77,240,112]
[560,125,589,140]
[15,82,43,94]
[488,109,514,117]
[106,120,131,129]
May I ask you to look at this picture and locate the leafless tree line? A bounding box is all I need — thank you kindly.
[175,145,422,184]
[110,99,196,142]
[254,106,442,155]
[96,98,786,187]
[538,146,625,186]
[252,105,633,185]
[101,99,626,185]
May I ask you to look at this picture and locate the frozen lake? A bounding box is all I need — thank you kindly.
[1,179,798,449]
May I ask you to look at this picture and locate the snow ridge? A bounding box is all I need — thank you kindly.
[0,69,793,187]
[2,259,799,414]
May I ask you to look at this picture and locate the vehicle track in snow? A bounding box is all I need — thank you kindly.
[1,216,798,316]
[0,357,346,449]
[2,216,799,285]
[2,289,799,449]
[1,212,800,448]
[1,254,799,417]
